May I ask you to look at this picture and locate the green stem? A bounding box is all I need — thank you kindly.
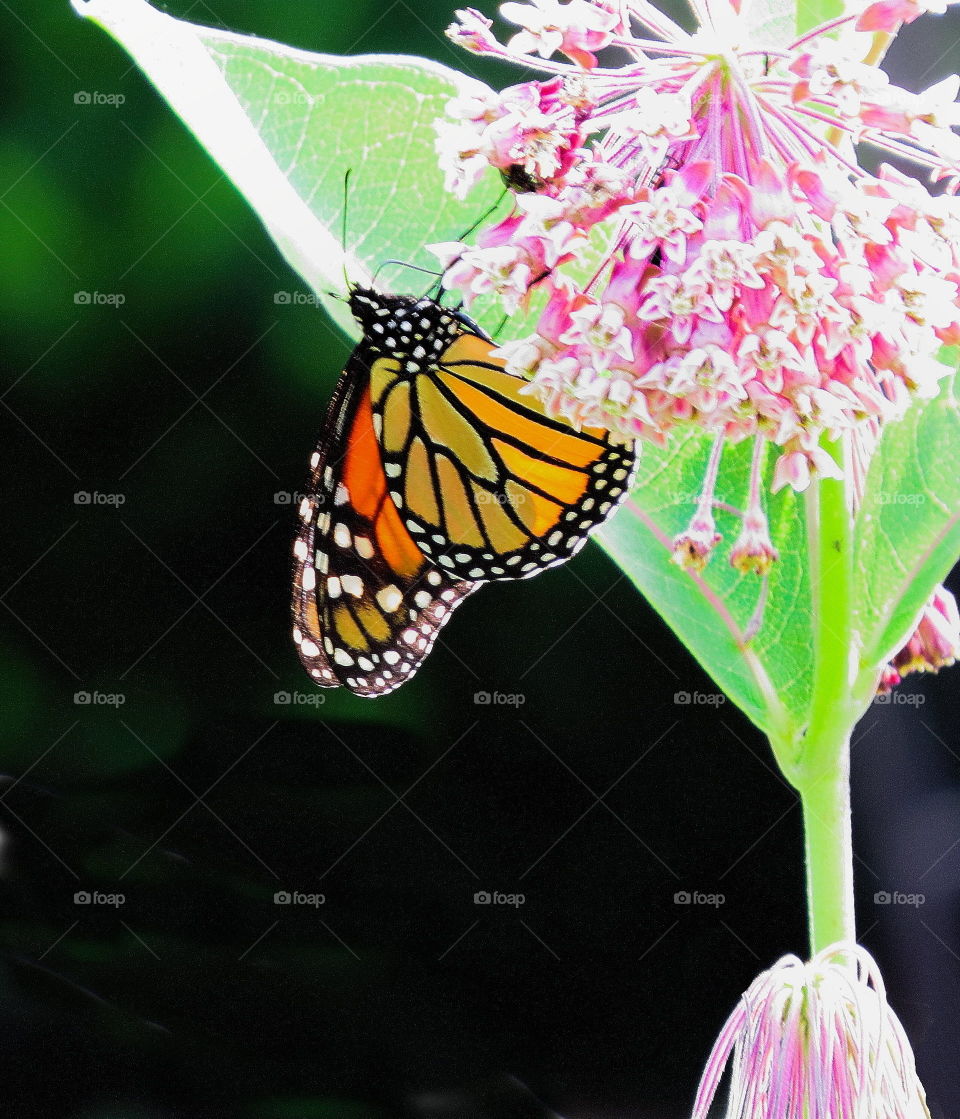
[802,444,858,768]
[792,438,859,954]
[797,739,856,953]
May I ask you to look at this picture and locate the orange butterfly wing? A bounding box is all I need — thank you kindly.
[368,317,638,582]
[292,356,480,697]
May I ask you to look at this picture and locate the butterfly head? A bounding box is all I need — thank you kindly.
[348,287,462,364]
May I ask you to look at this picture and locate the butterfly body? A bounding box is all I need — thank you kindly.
[292,285,638,697]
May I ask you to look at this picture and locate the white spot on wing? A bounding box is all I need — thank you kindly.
[376,585,403,613]
[341,574,364,598]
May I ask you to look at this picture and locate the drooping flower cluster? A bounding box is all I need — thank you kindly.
[693,943,931,1119]
[880,582,960,691]
[434,0,960,574]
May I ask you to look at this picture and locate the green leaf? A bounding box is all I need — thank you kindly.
[71,0,504,342]
[791,0,845,36]
[743,0,798,52]
[596,436,806,743]
[853,367,960,677]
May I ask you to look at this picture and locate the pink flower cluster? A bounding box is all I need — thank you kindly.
[880,582,960,690]
[693,943,931,1119]
[435,0,960,507]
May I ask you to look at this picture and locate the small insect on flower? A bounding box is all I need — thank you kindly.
[438,0,960,570]
[501,162,547,193]
[693,943,932,1119]
[291,284,637,697]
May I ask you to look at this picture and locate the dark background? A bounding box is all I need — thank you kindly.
[2,2,959,1116]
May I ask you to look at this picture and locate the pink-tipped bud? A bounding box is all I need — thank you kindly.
[730,506,779,575]
[890,584,960,678]
[446,8,499,52]
[672,507,722,571]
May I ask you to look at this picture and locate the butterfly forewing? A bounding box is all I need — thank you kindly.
[363,298,639,582]
[292,353,480,698]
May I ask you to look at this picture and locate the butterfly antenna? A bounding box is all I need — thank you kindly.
[457,186,510,243]
[435,186,511,304]
[371,260,444,289]
[341,169,353,295]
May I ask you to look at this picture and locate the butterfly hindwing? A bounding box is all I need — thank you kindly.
[292,352,480,698]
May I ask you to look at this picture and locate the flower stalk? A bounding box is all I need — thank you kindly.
[795,436,858,955]
[802,443,858,772]
[798,747,856,954]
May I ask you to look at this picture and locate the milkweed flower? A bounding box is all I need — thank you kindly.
[879,582,960,691]
[692,943,931,1119]
[435,0,960,568]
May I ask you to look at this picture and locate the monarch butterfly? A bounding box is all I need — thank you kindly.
[291,284,638,697]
